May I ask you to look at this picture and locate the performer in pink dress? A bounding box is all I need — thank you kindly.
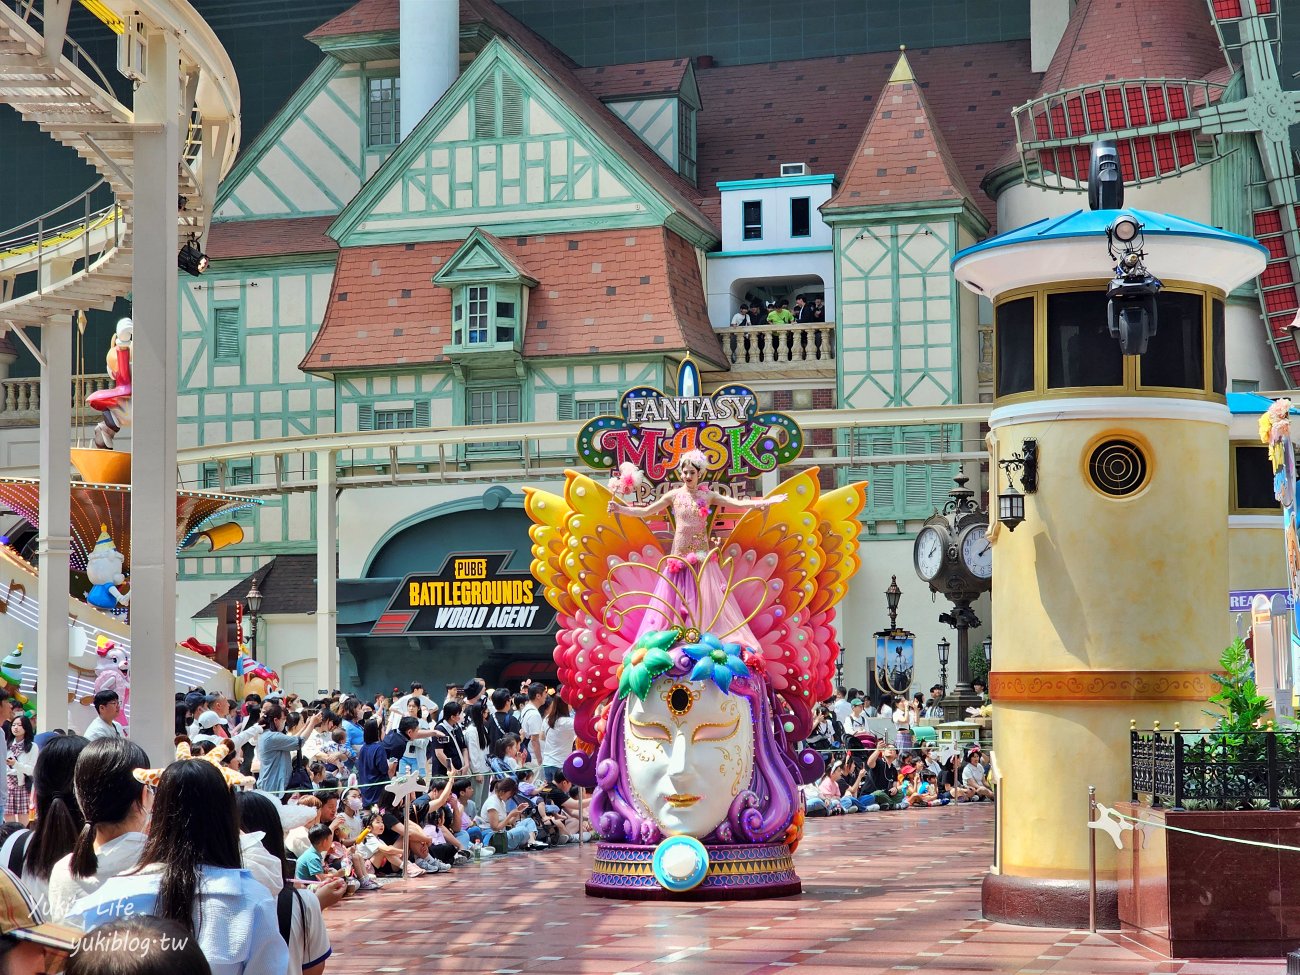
[606,449,782,646]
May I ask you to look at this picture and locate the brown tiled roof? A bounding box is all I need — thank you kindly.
[574,59,691,100]
[691,42,1036,227]
[207,216,339,261]
[299,229,725,372]
[192,555,320,619]
[306,0,398,40]
[823,53,974,212]
[1035,0,1225,98]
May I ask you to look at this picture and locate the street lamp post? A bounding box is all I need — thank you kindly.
[937,637,950,694]
[246,579,263,656]
[885,576,902,630]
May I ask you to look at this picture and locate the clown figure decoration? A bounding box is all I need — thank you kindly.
[85,526,129,613]
[526,459,866,899]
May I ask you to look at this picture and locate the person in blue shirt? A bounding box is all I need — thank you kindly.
[255,704,320,795]
[356,719,394,808]
[294,825,336,882]
[341,699,366,753]
[68,757,288,975]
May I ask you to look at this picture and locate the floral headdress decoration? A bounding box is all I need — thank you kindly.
[616,627,757,699]
[133,739,253,790]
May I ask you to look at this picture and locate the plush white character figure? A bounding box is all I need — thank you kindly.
[85,525,129,611]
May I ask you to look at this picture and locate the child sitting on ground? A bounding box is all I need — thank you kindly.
[296,824,344,883]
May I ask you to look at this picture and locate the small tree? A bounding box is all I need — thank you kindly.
[1204,637,1272,734]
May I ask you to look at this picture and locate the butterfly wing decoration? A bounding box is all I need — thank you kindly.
[525,471,662,746]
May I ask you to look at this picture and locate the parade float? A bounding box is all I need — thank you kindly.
[0,319,253,724]
[526,359,867,898]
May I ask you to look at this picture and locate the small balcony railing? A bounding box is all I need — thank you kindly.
[0,374,113,428]
[712,322,835,377]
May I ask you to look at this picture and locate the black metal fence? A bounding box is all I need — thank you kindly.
[1130,728,1300,810]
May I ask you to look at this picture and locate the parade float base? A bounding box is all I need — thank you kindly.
[1117,802,1300,957]
[586,841,801,900]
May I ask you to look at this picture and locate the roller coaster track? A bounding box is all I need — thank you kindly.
[0,0,239,327]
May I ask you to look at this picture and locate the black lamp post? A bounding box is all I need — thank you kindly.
[937,637,950,693]
[885,575,902,630]
[246,579,263,656]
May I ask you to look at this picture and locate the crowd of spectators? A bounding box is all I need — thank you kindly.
[0,677,592,973]
[801,685,994,815]
[728,294,825,327]
[0,670,996,974]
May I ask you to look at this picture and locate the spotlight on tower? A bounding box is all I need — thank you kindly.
[177,237,208,276]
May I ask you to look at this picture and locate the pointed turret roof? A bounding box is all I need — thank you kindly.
[822,50,974,212]
[1035,0,1225,98]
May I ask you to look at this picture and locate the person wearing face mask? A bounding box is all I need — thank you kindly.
[47,738,151,920]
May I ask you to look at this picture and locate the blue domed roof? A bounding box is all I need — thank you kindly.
[954,209,1267,262]
[951,208,1267,298]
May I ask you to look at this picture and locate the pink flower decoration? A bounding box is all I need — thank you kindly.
[685,551,701,566]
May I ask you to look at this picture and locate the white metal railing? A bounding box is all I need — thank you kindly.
[4,0,117,96]
[713,322,836,370]
[0,179,121,282]
[131,403,993,496]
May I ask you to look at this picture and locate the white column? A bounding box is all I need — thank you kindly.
[316,449,338,694]
[129,24,180,766]
[398,0,460,140]
[36,321,71,734]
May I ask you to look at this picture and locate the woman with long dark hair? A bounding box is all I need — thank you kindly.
[46,738,149,920]
[4,715,34,824]
[463,701,491,806]
[19,734,88,905]
[540,695,574,784]
[66,759,288,975]
[236,792,337,975]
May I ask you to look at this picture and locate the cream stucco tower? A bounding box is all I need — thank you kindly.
[953,207,1267,927]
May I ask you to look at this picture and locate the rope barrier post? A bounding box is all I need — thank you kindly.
[1088,784,1098,934]
[402,791,411,884]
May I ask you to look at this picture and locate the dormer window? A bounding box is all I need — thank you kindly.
[436,230,536,362]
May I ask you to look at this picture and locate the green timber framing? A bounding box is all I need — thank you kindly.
[178,254,335,580]
[823,197,988,529]
[215,57,378,221]
[327,38,717,249]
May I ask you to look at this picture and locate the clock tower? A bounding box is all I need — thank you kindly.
[912,476,991,721]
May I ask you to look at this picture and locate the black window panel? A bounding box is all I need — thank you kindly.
[1235,445,1277,510]
[1140,291,1204,390]
[1046,291,1122,388]
[742,200,762,240]
[791,197,811,238]
[995,297,1035,396]
[1211,299,1227,395]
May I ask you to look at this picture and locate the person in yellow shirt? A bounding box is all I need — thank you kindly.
[767,299,795,325]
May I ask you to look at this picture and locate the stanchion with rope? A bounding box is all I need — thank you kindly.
[1088,784,1097,934]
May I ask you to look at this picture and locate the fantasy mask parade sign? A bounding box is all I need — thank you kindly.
[575,359,803,486]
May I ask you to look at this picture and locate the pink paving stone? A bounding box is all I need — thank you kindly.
[320,804,1288,975]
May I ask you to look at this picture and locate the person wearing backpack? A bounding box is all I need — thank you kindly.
[236,791,340,975]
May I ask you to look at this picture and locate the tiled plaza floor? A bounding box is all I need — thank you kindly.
[323,803,1287,975]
